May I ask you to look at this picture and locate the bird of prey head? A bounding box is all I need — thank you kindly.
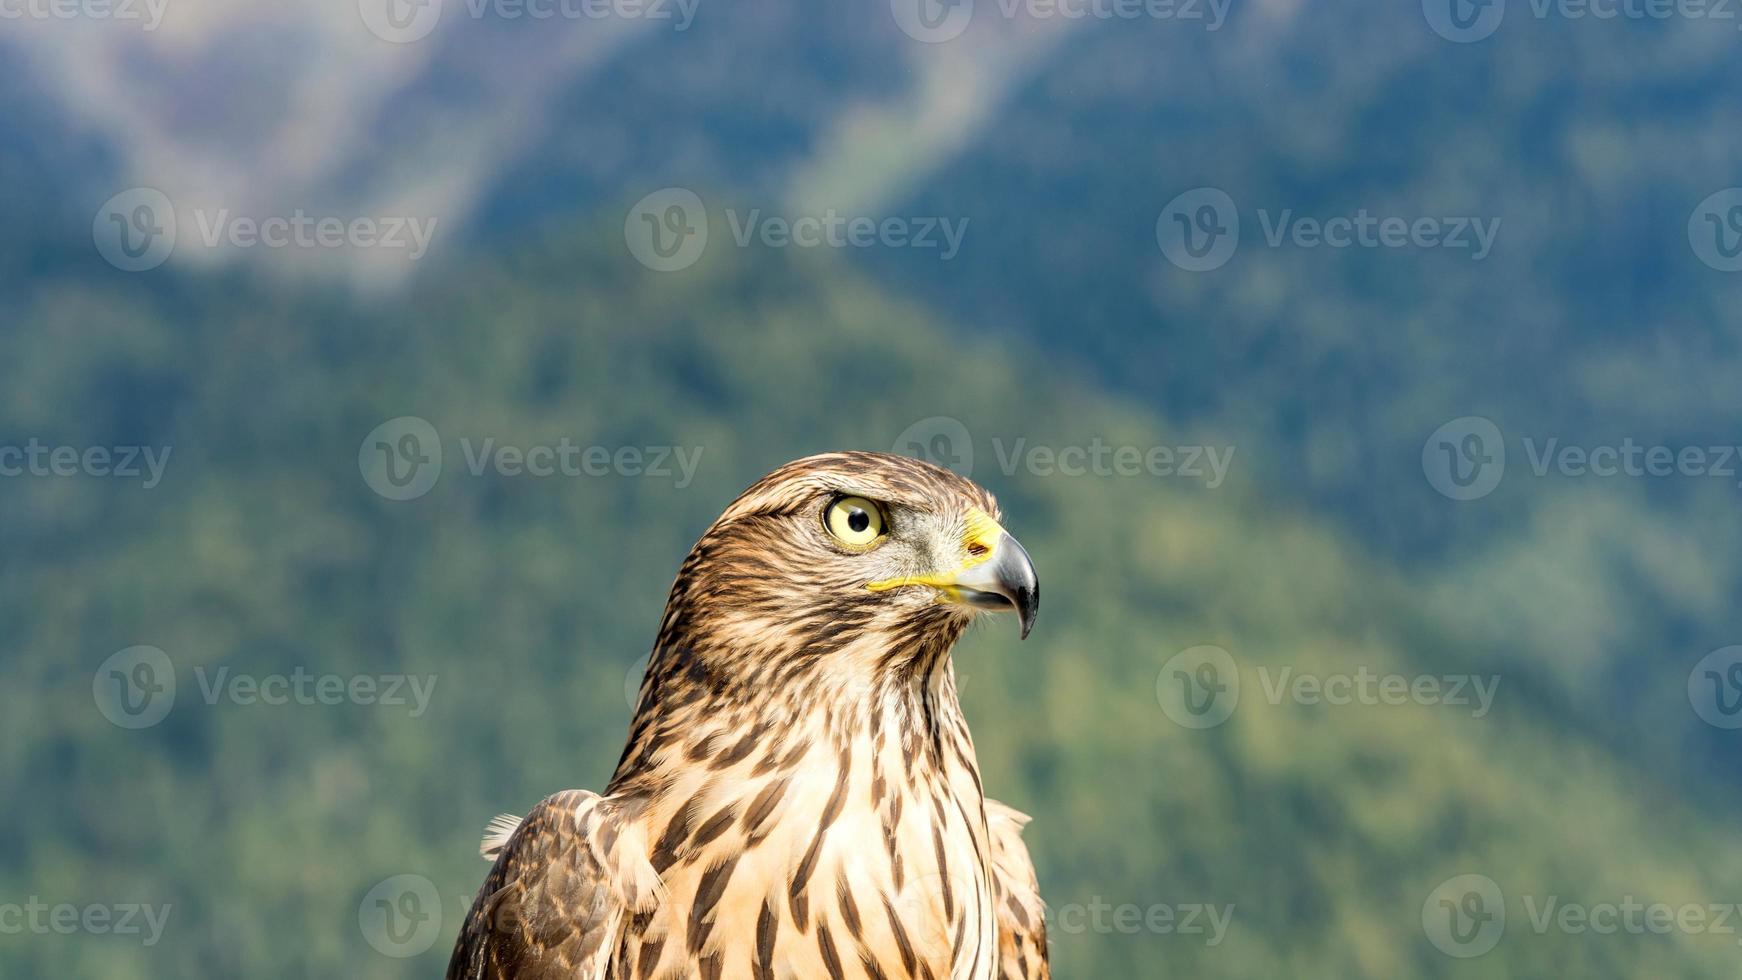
[636,450,1038,708]
[451,451,1050,980]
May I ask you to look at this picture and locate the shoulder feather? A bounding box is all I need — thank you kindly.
[447,790,663,980]
[987,799,1050,979]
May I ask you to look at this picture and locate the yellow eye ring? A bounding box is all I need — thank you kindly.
[824,496,886,549]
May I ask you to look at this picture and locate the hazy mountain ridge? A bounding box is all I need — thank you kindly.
[3,221,1739,976]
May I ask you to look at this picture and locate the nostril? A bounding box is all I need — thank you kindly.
[966,541,991,559]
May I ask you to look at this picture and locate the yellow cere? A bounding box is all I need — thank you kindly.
[866,508,1006,594]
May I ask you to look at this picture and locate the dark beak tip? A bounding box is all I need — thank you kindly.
[1015,585,1038,640]
[1001,535,1038,641]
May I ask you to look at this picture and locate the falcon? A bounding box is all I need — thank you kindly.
[447,451,1048,979]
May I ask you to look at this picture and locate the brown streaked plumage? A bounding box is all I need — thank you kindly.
[448,451,1048,980]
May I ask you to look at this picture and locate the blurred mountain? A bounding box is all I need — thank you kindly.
[6,5,1742,976]
[24,5,1742,546]
[3,216,1741,977]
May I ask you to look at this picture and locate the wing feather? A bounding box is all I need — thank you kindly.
[446,790,662,980]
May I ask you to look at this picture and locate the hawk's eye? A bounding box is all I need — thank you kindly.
[824,496,886,548]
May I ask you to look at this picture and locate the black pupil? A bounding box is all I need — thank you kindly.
[846,507,870,533]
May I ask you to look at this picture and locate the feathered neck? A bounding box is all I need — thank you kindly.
[606,608,973,797]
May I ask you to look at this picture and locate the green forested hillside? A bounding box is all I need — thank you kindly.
[3,215,1737,977]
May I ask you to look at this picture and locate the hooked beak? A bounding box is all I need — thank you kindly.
[867,509,1040,639]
